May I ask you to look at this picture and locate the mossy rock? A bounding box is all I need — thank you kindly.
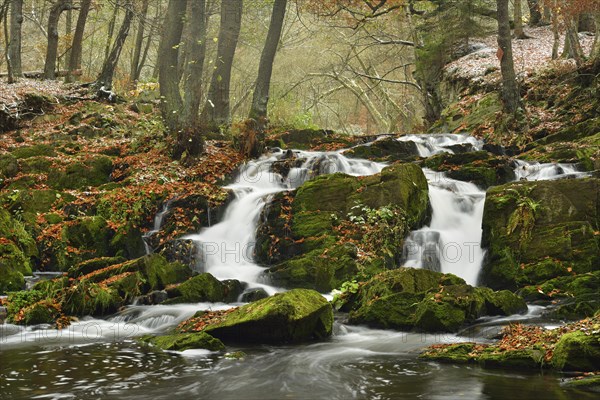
[67,256,128,278]
[19,156,53,174]
[0,153,19,178]
[47,156,113,189]
[551,331,600,371]
[0,242,32,294]
[348,291,423,329]
[166,273,229,303]
[61,281,122,316]
[478,349,544,369]
[277,129,333,150]
[15,299,62,325]
[414,300,467,332]
[481,178,600,290]
[264,243,358,292]
[561,375,600,393]
[203,289,333,344]
[11,144,56,159]
[0,208,38,259]
[140,332,225,352]
[343,137,419,162]
[419,343,477,363]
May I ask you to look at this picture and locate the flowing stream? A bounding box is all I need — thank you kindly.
[0,136,594,399]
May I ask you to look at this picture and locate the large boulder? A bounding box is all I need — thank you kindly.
[343,137,419,162]
[344,268,526,332]
[164,273,244,304]
[258,163,429,291]
[480,178,600,291]
[202,289,333,344]
[0,209,37,294]
[551,331,600,371]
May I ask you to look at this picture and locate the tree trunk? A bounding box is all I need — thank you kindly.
[249,0,287,124]
[201,0,243,129]
[551,8,560,59]
[9,0,23,77]
[129,0,149,85]
[104,1,119,63]
[527,0,542,26]
[66,0,91,83]
[591,13,600,71]
[63,1,72,71]
[563,17,585,66]
[2,0,15,83]
[578,13,595,33]
[158,0,186,133]
[181,0,208,129]
[497,0,520,113]
[513,0,527,39]
[44,0,72,80]
[97,0,134,88]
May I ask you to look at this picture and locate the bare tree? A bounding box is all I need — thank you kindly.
[129,0,150,85]
[9,0,23,77]
[249,0,288,124]
[97,0,135,88]
[497,0,520,113]
[514,0,528,39]
[44,0,74,79]
[66,0,92,82]
[201,0,243,129]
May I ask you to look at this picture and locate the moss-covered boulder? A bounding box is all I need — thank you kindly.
[422,150,515,188]
[480,178,600,291]
[165,273,243,304]
[561,375,600,393]
[11,144,57,159]
[344,268,526,332]
[47,156,113,189]
[343,137,419,162]
[0,153,19,178]
[0,242,31,293]
[140,332,225,352]
[551,331,600,371]
[201,289,333,344]
[67,256,128,278]
[258,163,429,291]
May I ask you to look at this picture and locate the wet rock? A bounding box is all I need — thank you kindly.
[135,290,168,305]
[139,332,225,352]
[551,331,600,371]
[158,239,201,269]
[165,273,235,304]
[0,306,6,323]
[203,289,333,344]
[343,137,419,162]
[257,163,429,291]
[240,288,269,303]
[480,178,600,291]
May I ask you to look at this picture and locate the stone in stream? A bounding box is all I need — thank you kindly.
[340,267,526,332]
[163,273,245,304]
[197,289,333,344]
[240,288,269,303]
[139,332,225,352]
[480,178,600,291]
[343,137,420,162]
[256,163,430,292]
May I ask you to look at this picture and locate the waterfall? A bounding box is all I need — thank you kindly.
[142,199,174,255]
[184,149,385,294]
[397,133,484,157]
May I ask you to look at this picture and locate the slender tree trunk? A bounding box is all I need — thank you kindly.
[66,0,91,83]
[44,0,72,80]
[97,0,134,88]
[9,0,23,77]
[3,1,15,83]
[104,1,119,63]
[527,0,542,26]
[551,8,560,59]
[181,0,208,129]
[249,0,287,124]
[63,1,72,71]
[158,0,186,132]
[513,0,527,39]
[201,0,243,129]
[497,0,520,113]
[563,17,585,66]
[591,13,600,71]
[578,13,595,33]
[129,0,149,85]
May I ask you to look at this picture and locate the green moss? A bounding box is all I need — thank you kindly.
[203,289,333,344]
[68,256,127,278]
[343,138,419,162]
[562,375,600,392]
[16,299,62,325]
[483,289,528,316]
[0,242,31,294]
[0,153,19,178]
[348,292,423,329]
[20,156,53,174]
[61,280,121,316]
[478,349,544,369]
[169,273,226,303]
[11,144,56,159]
[414,300,466,332]
[140,332,225,352]
[551,331,600,371]
[47,156,113,189]
[0,208,38,259]
[142,254,191,292]
[419,343,477,363]
[6,290,44,321]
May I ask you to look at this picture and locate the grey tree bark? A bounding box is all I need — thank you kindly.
[66,0,92,83]
[513,0,527,39]
[44,0,73,79]
[527,0,542,26]
[129,0,150,85]
[496,0,520,113]
[249,0,287,124]
[181,0,208,129]
[9,0,23,77]
[97,0,134,88]
[158,0,186,133]
[201,0,243,129]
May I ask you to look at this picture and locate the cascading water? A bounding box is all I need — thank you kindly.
[184,148,385,295]
[143,199,173,255]
[397,133,484,157]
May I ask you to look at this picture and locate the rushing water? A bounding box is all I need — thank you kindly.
[1,135,594,399]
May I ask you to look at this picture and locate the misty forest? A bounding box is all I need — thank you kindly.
[0,0,600,398]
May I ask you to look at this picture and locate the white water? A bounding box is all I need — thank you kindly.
[513,159,591,181]
[397,133,484,157]
[184,149,385,295]
[143,199,173,254]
